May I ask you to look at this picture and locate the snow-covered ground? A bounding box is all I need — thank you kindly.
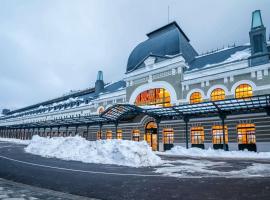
[25,136,163,167]
[160,145,270,160]
[155,159,270,178]
[0,138,30,145]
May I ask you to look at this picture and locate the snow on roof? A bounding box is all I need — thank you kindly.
[188,45,251,72]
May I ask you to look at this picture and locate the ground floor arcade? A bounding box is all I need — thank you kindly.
[0,95,270,152]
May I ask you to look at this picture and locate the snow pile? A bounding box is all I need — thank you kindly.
[0,138,30,145]
[25,136,163,167]
[161,145,270,160]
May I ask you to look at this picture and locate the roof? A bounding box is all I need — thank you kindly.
[126,21,198,73]
[4,80,126,117]
[188,45,251,72]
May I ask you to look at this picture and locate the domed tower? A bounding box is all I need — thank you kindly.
[126,21,198,73]
[125,21,197,106]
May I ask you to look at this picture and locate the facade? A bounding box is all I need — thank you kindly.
[1,10,270,152]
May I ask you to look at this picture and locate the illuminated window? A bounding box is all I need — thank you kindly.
[116,129,122,139]
[237,123,256,144]
[235,84,253,99]
[98,107,105,114]
[163,128,174,144]
[190,127,205,144]
[212,125,228,144]
[190,92,202,104]
[211,88,225,101]
[132,129,140,141]
[97,131,102,140]
[106,130,113,139]
[135,88,171,107]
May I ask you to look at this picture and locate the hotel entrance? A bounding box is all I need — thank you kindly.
[144,122,158,151]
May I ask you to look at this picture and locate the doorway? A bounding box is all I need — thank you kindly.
[144,121,158,151]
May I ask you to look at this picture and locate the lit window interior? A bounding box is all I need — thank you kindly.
[235,84,253,99]
[163,128,174,144]
[212,125,228,144]
[190,92,203,104]
[190,126,205,144]
[132,129,140,141]
[237,123,256,144]
[135,88,171,107]
[211,88,225,101]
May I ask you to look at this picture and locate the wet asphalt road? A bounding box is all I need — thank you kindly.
[0,142,270,200]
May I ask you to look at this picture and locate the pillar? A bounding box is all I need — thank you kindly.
[184,117,189,149]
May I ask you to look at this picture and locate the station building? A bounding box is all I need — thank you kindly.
[1,10,270,152]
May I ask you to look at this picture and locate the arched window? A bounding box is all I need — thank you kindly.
[190,92,202,104]
[190,127,205,144]
[135,88,171,107]
[98,107,105,114]
[211,88,225,101]
[132,129,140,141]
[237,123,256,144]
[116,129,122,140]
[235,84,253,99]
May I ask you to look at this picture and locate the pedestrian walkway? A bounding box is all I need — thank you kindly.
[0,178,96,200]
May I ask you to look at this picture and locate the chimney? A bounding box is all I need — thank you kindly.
[95,71,104,94]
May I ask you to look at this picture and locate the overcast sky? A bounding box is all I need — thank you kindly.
[0,0,270,111]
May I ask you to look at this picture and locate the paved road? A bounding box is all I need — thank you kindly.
[0,142,270,200]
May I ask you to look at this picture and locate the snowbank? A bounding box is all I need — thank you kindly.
[161,145,270,160]
[25,136,163,167]
[0,138,30,145]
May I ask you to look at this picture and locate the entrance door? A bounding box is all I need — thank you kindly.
[145,122,158,151]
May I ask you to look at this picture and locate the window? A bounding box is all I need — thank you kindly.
[190,92,202,104]
[132,129,140,141]
[237,123,256,144]
[163,128,174,144]
[212,125,228,144]
[106,130,113,139]
[190,127,205,144]
[253,34,263,53]
[117,129,122,139]
[135,88,171,107]
[97,131,102,140]
[210,88,225,101]
[98,107,105,114]
[235,84,253,99]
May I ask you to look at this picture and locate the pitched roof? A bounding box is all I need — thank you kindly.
[188,45,251,71]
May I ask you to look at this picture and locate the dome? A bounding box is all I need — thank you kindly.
[126,22,197,73]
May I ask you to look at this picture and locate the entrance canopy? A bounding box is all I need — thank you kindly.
[1,94,270,128]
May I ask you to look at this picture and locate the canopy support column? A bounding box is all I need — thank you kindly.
[86,124,89,140]
[75,126,78,135]
[99,123,103,140]
[184,117,189,149]
[115,121,118,139]
[220,114,227,151]
[156,118,161,151]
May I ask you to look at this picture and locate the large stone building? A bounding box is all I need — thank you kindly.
[1,10,270,152]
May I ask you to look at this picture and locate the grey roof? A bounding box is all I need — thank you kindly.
[4,80,126,116]
[126,21,198,73]
[188,45,250,71]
